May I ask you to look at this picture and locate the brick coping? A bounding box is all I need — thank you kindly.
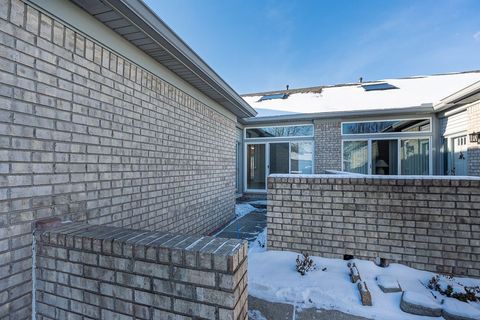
[269,174,480,181]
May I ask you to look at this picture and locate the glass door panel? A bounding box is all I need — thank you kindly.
[343,141,368,174]
[269,143,289,174]
[247,144,266,190]
[291,142,313,174]
[401,139,429,175]
[372,140,398,175]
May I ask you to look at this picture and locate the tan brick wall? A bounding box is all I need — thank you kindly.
[35,224,248,320]
[0,1,237,318]
[267,175,480,277]
[468,101,480,176]
[314,119,342,173]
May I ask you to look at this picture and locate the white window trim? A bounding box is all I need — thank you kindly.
[341,117,432,136]
[244,140,315,192]
[244,124,314,140]
[341,136,433,175]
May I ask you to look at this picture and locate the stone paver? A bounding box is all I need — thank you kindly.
[216,204,266,242]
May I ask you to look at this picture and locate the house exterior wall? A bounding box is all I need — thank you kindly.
[313,119,342,173]
[467,101,480,176]
[35,223,248,320]
[267,175,480,277]
[0,1,237,318]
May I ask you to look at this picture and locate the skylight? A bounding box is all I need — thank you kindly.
[258,93,289,101]
[361,83,398,91]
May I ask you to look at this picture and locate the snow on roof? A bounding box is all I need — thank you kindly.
[242,71,480,118]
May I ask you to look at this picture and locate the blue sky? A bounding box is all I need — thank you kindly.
[145,0,480,94]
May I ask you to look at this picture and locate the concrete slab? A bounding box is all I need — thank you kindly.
[248,296,294,320]
[297,307,372,320]
[248,296,373,320]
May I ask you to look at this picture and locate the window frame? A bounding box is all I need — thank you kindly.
[244,124,315,140]
[341,117,432,136]
[341,136,432,175]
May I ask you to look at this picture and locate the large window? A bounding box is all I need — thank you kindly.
[246,125,314,138]
[290,142,313,174]
[342,119,431,135]
[341,118,432,176]
[342,138,431,175]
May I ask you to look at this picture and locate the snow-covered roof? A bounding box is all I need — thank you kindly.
[242,71,480,119]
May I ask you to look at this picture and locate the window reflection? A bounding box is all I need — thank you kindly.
[342,119,430,135]
[246,125,314,138]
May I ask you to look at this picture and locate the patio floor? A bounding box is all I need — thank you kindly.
[215,201,266,242]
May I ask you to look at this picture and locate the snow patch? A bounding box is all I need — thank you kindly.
[248,250,480,320]
[402,291,439,309]
[235,203,257,217]
[247,309,267,320]
[442,298,480,319]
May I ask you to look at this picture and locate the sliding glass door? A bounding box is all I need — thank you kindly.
[247,144,266,190]
[372,140,398,175]
[269,143,289,174]
[245,141,314,191]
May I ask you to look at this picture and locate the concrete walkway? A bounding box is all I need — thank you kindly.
[248,296,372,320]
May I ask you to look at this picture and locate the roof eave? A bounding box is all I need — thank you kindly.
[434,80,480,113]
[241,104,434,124]
[73,0,256,118]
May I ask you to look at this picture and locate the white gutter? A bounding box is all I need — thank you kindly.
[241,104,434,124]
[434,80,480,112]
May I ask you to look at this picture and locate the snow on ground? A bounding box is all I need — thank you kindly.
[249,228,266,254]
[235,203,257,218]
[248,250,480,320]
[247,310,267,320]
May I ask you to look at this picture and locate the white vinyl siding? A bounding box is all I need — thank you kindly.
[440,110,467,136]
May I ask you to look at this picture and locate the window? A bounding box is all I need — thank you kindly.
[258,93,288,101]
[246,125,314,139]
[342,119,431,135]
[401,139,429,175]
[290,142,313,174]
[361,83,398,91]
[343,141,368,174]
[342,138,431,175]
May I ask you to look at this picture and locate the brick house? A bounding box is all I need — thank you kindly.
[1,0,480,318]
[0,0,255,317]
[239,72,480,194]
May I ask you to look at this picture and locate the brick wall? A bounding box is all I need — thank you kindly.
[267,175,480,277]
[468,101,480,176]
[314,119,342,173]
[0,0,237,318]
[35,223,248,319]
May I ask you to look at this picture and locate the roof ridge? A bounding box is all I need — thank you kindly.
[241,69,480,97]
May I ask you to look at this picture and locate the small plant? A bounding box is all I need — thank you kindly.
[296,253,316,276]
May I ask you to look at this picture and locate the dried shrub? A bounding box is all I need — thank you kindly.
[296,253,316,276]
[427,275,480,302]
